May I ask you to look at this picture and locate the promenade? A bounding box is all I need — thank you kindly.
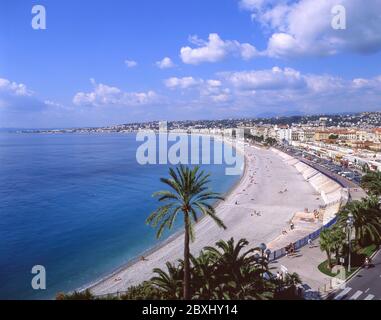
[270,243,329,299]
[269,147,368,299]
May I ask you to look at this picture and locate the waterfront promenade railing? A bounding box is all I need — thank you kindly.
[268,216,338,262]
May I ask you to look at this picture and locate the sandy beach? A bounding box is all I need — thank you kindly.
[88,144,323,296]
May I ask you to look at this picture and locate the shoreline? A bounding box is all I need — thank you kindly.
[87,139,327,296]
[81,134,247,293]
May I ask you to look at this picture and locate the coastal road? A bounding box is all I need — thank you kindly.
[295,157,368,201]
[298,158,358,188]
[277,148,368,201]
[278,147,359,188]
[329,249,381,300]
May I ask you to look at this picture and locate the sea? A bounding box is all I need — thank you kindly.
[0,133,242,299]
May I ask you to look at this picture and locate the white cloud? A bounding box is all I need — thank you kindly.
[125,59,138,68]
[164,77,201,89]
[156,57,176,69]
[0,77,69,128]
[241,0,381,57]
[209,93,231,103]
[304,74,344,93]
[222,67,306,90]
[0,78,33,96]
[206,79,222,87]
[352,76,381,89]
[73,79,157,107]
[180,33,258,65]
[164,76,231,103]
[44,100,66,108]
[162,67,381,116]
[239,0,270,11]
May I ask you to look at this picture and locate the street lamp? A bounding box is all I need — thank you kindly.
[265,249,272,260]
[259,243,267,252]
[258,243,267,273]
[346,213,354,273]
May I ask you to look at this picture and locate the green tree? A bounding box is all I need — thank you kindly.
[275,272,303,300]
[320,229,335,269]
[331,226,346,264]
[265,137,277,146]
[190,252,218,299]
[338,197,381,246]
[204,238,272,300]
[361,171,381,196]
[150,262,183,299]
[56,289,94,300]
[150,238,277,300]
[121,281,164,300]
[146,165,226,300]
[68,238,302,300]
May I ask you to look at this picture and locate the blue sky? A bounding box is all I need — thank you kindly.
[1,0,381,128]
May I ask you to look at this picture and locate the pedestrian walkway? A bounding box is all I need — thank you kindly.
[331,286,378,300]
[269,240,331,299]
[349,187,367,201]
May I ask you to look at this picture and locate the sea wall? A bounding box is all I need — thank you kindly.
[271,148,348,224]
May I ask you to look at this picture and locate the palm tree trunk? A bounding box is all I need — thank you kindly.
[326,250,332,269]
[183,212,191,300]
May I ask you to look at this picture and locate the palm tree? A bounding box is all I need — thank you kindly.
[361,170,381,196]
[275,272,303,300]
[205,238,257,281]
[320,229,335,269]
[284,272,301,287]
[337,197,381,246]
[146,165,226,299]
[125,237,300,300]
[151,261,183,299]
[190,251,218,299]
[331,226,346,264]
[204,238,272,300]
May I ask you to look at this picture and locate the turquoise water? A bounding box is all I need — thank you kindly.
[0,133,242,299]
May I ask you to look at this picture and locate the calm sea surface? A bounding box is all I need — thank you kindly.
[0,133,242,299]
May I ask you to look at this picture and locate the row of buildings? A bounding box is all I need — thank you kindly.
[167,121,381,152]
[172,120,381,172]
[246,125,381,151]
